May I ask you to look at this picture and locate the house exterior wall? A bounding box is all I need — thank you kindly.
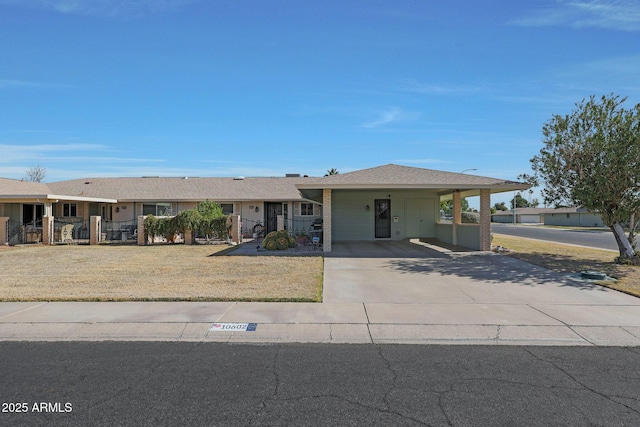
[492,214,513,223]
[331,189,439,241]
[457,224,481,249]
[544,212,604,227]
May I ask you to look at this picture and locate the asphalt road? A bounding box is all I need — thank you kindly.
[492,223,621,251]
[2,342,640,426]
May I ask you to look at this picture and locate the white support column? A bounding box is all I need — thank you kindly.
[322,189,332,252]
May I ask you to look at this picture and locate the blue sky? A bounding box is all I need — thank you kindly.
[1,0,639,207]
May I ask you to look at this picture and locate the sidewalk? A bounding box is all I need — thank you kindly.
[2,300,640,345]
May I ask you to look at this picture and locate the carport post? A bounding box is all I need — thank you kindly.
[452,190,462,245]
[479,189,491,251]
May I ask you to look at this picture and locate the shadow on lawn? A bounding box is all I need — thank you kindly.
[385,253,612,291]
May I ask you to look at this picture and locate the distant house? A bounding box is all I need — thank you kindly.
[491,206,605,227]
[0,164,529,251]
[492,208,549,224]
[543,207,604,227]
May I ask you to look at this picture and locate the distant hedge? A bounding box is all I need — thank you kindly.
[461,212,480,224]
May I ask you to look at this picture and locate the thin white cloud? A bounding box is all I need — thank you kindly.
[361,108,422,129]
[0,0,201,17]
[510,0,640,31]
[398,79,482,96]
[362,109,401,128]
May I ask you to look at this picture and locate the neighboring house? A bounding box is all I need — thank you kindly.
[0,177,116,244]
[0,164,528,251]
[543,207,605,227]
[0,175,321,244]
[492,207,550,224]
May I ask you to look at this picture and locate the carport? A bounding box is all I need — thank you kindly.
[297,164,529,252]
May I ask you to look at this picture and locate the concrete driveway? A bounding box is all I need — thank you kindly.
[323,240,640,328]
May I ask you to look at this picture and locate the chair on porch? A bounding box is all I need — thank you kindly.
[60,224,74,242]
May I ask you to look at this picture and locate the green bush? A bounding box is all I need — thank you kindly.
[262,230,295,251]
[461,212,480,224]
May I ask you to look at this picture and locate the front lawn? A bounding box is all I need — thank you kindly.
[0,244,323,302]
[492,234,640,298]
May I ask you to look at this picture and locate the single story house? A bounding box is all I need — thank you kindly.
[543,207,605,227]
[0,177,116,244]
[491,206,605,227]
[492,207,550,224]
[1,164,529,251]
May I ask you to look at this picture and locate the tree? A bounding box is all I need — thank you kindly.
[524,94,640,262]
[510,194,530,209]
[493,202,509,211]
[25,165,46,182]
[440,198,470,217]
[325,168,339,176]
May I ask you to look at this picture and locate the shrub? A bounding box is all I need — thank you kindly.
[262,230,295,251]
[461,212,480,224]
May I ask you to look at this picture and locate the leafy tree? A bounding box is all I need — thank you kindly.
[325,168,339,176]
[524,94,640,262]
[510,194,531,209]
[24,165,46,182]
[440,198,470,216]
[493,202,509,211]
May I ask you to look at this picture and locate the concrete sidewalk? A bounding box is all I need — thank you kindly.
[2,298,640,345]
[2,240,640,346]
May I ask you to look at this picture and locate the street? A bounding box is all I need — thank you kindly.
[492,223,622,251]
[2,342,640,426]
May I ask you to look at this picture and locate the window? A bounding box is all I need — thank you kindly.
[63,203,77,217]
[143,203,172,216]
[220,203,234,215]
[295,202,319,216]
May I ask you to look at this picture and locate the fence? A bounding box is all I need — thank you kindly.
[101,219,138,243]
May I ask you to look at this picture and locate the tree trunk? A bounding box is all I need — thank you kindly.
[611,222,636,258]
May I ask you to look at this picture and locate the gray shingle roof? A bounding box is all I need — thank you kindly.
[0,178,52,197]
[297,164,527,191]
[47,176,316,202]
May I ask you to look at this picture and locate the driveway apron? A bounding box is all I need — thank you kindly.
[323,240,640,308]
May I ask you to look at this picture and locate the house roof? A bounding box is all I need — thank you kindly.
[47,176,317,202]
[0,178,116,203]
[297,164,529,195]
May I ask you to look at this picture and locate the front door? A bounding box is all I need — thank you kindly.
[265,202,283,234]
[374,199,391,238]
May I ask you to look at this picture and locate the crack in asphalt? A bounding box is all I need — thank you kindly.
[524,347,640,417]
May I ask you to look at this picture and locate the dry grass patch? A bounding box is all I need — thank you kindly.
[493,234,640,298]
[0,244,323,302]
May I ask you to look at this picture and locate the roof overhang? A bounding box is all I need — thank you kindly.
[0,194,117,204]
[297,183,531,198]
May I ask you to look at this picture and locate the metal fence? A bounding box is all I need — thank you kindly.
[101,219,138,243]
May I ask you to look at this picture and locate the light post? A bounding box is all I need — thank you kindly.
[460,168,477,174]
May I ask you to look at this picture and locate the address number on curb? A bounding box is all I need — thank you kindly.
[210,323,257,332]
